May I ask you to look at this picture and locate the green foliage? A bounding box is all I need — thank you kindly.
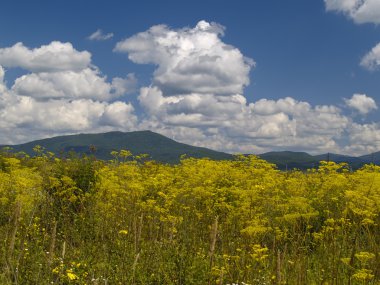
[0,150,380,284]
[4,131,233,163]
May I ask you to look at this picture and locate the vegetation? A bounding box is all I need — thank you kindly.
[1,147,380,284]
[1,131,233,163]
[259,151,380,171]
[3,131,379,170]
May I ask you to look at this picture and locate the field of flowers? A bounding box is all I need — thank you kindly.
[0,148,379,284]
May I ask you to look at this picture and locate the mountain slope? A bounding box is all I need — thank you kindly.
[2,131,233,163]
[259,151,379,170]
[1,131,379,168]
[259,151,318,170]
[359,151,380,164]
[314,153,364,163]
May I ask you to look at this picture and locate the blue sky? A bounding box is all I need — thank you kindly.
[0,0,379,155]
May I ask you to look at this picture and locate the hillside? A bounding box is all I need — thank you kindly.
[359,151,380,164]
[259,151,317,170]
[1,131,379,168]
[1,131,233,163]
[259,151,379,170]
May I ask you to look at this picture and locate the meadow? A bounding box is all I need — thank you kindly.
[0,147,379,284]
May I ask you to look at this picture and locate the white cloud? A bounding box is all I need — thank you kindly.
[115,20,253,96]
[113,20,380,156]
[87,29,114,41]
[0,22,379,156]
[138,86,350,154]
[138,87,248,127]
[1,42,137,101]
[325,2,380,71]
[360,42,380,70]
[345,93,378,114]
[325,0,380,24]
[345,122,380,154]
[2,97,105,131]
[252,97,311,116]
[325,0,358,12]
[0,41,91,72]
[119,21,329,153]
[0,91,137,141]
[111,73,138,96]
[0,66,6,93]
[12,68,118,101]
[0,66,4,82]
[0,42,138,144]
[101,101,137,128]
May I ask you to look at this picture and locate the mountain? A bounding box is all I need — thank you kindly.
[1,131,379,168]
[359,152,380,164]
[1,131,233,163]
[314,153,364,164]
[259,151,379,170]
[259,151,315,163]
[259,151,318,170]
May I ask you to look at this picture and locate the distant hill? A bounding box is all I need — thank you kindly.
[1,131,233,163]
[259,151,317,170]
[1,131,379,168]
[359,152,380,164]
[313,153,365,169]
[259,151,379,170]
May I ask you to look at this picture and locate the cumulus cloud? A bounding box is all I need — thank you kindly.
[87,29,114,41]
[115,21,360,154]
[0,94,137,143]
[345,93,378,114]
[0,41,137,101]
[137,85,350,153]
[138,86,246,123]
[1,96,104,130]
[101,101,137,128]
[0,79,137,142]
[0,66,4,82]
[0,42,138,144]
[112,20,380,155]
[360,42,380,70]
[0,91,136,131]
[115,20,253,96]
[0,41,91,72]
[12,68,122,101]
[325,2,380,71]
[0,66,6,93]
[345,122,380,154]
[111,73,138,96]
[0,22,379,156]
[325,0,380,24]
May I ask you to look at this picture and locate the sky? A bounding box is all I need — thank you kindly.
[0,0,379,155]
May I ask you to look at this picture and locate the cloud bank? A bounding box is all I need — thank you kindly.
[0,41,137,144]
[114,21,380,155]
[0,21,379,155]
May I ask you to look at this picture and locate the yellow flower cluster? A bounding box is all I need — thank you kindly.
[0,150,380,284]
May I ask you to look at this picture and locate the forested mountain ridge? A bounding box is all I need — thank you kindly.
[1,131,379,169]
[1,131,233,163]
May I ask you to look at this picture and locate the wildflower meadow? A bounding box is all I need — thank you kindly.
[0,148,379,284]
